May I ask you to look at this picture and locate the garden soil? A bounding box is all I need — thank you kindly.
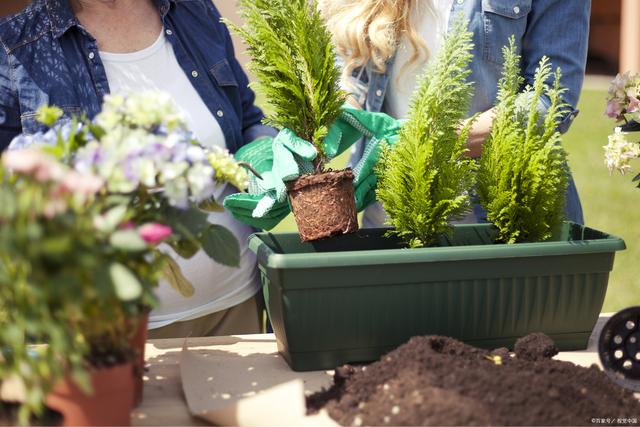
[307,333,640,426]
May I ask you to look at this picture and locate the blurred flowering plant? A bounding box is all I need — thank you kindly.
[0,150,167,423]
[604,74,640,188]
[603,127,640,186]
[605,71,640,122]
[10,91,249,295]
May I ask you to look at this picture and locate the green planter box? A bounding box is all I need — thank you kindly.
[248,222,625,371]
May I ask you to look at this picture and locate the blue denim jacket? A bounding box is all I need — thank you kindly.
[0,0,276,151]
[348,0,589,225]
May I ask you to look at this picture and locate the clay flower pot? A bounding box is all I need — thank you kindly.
[287,169,358,242]
[129,312,149,407]
[46,362,134,426]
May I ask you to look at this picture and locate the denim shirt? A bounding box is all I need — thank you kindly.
[0,0,276,151]
[348,0,589,225]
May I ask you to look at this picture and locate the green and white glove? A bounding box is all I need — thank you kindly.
[223,107,401,230]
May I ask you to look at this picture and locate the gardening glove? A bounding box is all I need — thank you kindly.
[328,108,402,210]
[224,109,401,229]
[223,131,317,230]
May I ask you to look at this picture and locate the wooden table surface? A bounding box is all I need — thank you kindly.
[132,316,611,426]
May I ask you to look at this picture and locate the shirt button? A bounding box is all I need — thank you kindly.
[191,70,199,78]
[88,52,95,60]
[216,110,224,118]
[513,6,520,14]
[165,29,173,36]
[375,89,383,97]
[456,0,464,4]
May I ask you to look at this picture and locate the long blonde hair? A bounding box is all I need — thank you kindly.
[319,0,429,78]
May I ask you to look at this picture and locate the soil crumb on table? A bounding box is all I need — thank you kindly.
[514,332,559,361]
[307,334,640,426]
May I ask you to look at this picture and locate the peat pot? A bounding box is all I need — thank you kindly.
[249,222,625,371]
[286,169,358,242]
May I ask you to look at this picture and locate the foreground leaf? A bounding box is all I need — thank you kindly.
[201,224,240,267]
[161,257,195,297]
[110,262,143,301]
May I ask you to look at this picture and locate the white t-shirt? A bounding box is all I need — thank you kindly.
[100,31,260,329]
[383,0,453,119]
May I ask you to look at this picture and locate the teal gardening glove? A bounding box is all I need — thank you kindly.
[224,107,401,230]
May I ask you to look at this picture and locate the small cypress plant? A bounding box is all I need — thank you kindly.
[226,0,346,172]
[375,18,477,248]
[477,38,569,244]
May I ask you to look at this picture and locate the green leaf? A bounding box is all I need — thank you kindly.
[35,105,63,127]
[201,224,240,267]
[71,367,92,395]
[198,197,225,213]
[109,262,143,301]
[109,230,148,252]
[0,187,16,219]
[169,237,200,259]
[161,256,194,297]
[94,205,128,233]
[164,205,209,238]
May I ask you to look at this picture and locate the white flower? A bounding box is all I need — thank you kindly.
[187,162,216,202]
[164,177,189,209]
[160,161,189,182]
[604,128,640,175]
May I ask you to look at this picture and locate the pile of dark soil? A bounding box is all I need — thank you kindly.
[307,334,640,426]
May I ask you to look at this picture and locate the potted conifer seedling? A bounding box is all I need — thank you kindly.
[228,0,356,242]
[246,21,626,372]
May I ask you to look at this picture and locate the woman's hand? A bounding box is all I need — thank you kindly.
[462,108,496,159]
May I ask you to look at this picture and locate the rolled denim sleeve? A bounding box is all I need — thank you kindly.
[521,0,591,134]
[205,2,277,146]
[0,45,21,151]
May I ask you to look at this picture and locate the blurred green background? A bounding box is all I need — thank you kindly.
[260,83,640,313]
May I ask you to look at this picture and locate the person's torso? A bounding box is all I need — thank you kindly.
[349,0,536,117]
[91,12,260,327]
[0,0,249,152]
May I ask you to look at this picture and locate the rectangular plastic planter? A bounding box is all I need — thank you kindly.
[248,222,625,371]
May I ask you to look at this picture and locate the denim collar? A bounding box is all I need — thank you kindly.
[45,0,172,39]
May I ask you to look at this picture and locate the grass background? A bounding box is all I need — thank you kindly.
[259,85,640,313]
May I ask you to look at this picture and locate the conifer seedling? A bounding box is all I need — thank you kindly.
[477,38,569,244]
[226,0,346,172]
[227,0,359,242]
[376,18,477,248]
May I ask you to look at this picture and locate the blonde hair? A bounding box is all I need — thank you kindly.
[319,0,429,79]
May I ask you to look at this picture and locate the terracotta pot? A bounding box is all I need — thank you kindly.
[46,362,134,426]
[129,313,149,407]
[287,169,358,242]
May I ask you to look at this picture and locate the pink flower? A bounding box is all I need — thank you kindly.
[60,170,104,196]
[138,223,173,245]
[628,95,640,113]
[2,149,64,182]
[606,100,623,119]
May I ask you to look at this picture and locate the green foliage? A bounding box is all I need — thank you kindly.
[0,166,164,424]
[375,19,477,248]
[227,0,346,170]
[477,38,569,243]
